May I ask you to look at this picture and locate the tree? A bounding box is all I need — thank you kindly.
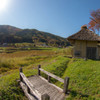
[88,9,100,34]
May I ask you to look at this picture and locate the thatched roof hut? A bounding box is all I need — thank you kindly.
[67,25,100,59]
[67,25,100,42]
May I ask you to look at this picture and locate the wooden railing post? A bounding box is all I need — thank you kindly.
[41,94,50,100]
[27,86,30,94]
[48,76,51,83]
[38,65,41,76]
[19,67,23,81]
[19,67,23,72]
[63,77,69,94]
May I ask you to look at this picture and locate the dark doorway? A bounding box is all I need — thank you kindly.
[86,47,97,59]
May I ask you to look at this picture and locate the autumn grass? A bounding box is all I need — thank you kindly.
[0,47,57,73]
[0,47,72,73]
[0,56,54,100]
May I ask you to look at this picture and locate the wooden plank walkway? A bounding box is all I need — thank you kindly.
[20,81,38,100]
[19,65,69,100]
[28,75,65,100]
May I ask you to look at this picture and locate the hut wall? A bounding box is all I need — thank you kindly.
[74,40,86,58]
[81,41,86,58]
[74,40,98,59]
[87,41,97,47]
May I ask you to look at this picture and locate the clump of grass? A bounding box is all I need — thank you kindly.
[40,56,71,84]
[0,69,26,100]
[0,66,38,100]
[0,81,27,100]
[43,56,70,77]
[0,58,14,68]
[0,55,52,74]
[0,58,15,73]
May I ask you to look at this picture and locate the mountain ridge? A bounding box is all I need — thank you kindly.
[0,25,68,46]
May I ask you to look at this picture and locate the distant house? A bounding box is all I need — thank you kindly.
[39,43,48,47]
[2,43,8,47]
[67,25,100,60]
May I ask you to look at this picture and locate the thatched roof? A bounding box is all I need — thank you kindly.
[67,25,100,41]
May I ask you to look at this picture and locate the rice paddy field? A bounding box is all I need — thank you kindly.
[0,46,100,100]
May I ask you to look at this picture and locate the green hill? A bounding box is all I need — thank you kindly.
[0,25,69,47]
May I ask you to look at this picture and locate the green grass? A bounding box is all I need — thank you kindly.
[0,68,38,100]
[62,58,100,100]
[0,47,71,100]
[0,47,69,100]
[43,56,70,77]
[1,47,100,100]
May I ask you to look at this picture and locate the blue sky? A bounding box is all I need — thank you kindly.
[0,0,100,38]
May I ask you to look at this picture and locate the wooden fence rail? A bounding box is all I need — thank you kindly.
[19,67,50,100]
[38,65,69,94]
[19,65,69,100]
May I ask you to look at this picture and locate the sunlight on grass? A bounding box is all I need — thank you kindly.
[1,47,100,100]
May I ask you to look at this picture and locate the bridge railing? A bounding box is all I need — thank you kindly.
[38,65,69,94]
[19,67,50,100]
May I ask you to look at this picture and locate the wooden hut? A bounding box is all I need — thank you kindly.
[67,25,100,59]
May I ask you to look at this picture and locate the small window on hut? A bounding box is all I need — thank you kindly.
[74,51,81,56]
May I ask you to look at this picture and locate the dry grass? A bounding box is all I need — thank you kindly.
[0,50,55,58]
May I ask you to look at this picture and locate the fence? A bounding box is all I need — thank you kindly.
[38,65,69,94]
[19,65,69,100]
[19,67,50,100]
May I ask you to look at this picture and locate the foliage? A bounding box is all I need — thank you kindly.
[88,9,100,33]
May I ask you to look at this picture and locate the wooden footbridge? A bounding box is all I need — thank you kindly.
[19,65,70,100]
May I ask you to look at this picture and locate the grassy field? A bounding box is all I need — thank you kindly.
[0,46,100,100]
[63,59,100,100]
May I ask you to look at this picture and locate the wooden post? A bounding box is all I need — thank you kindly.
[19,67,23,72]
[48,75,51,83]
[38,65,41,76]
[41,94,50,100]
[63,77,69,94]
[27,86,30,94]
[19,67,23,81]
